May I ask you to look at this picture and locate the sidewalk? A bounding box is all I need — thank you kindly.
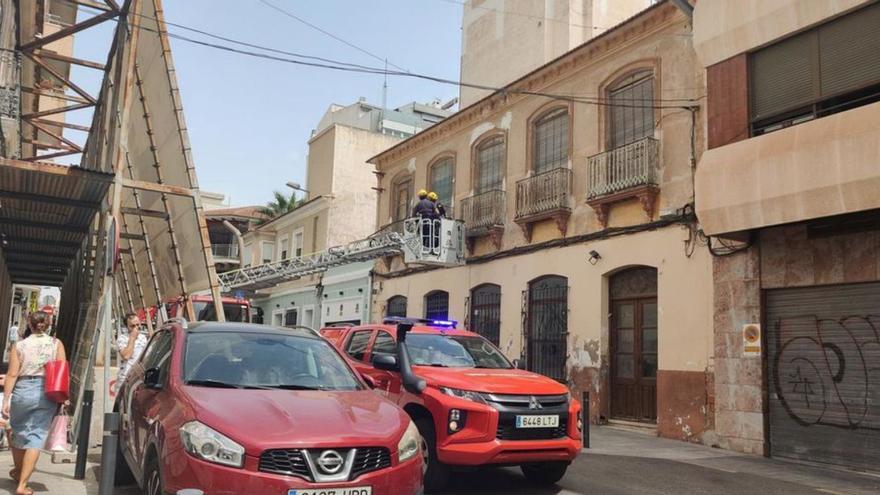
[587,426,880,495]
[0,449,118,495]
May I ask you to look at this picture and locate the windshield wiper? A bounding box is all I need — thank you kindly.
[185,379,241,389]
[425,363,449,367]
[258,384,325,391]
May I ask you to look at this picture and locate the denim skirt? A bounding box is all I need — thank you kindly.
[10,377,57,449]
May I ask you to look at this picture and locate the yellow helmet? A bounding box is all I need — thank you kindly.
[417,189,428,198]
[427,192,439,201]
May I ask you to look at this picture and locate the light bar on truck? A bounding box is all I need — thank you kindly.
[382,316,458,328]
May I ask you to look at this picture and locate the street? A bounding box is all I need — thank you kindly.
[2,427,878,495]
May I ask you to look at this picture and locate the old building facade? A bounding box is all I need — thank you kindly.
[371,2,714,442]
[694,0,880,469]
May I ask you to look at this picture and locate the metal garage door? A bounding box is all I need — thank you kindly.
[766,282,880,471]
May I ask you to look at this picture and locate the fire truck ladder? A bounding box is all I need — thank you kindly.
[218,218,466,292]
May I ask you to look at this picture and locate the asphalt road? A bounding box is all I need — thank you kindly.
[437,454,854,495]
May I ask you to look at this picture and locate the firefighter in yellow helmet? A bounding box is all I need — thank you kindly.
[427,191,446,219]
[412,189,435,218]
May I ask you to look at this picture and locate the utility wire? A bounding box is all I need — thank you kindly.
[77,5,700,110]
[255,0,409,73]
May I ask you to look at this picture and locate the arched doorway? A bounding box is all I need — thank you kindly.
[609,266,658,423]
[527,275,568,381]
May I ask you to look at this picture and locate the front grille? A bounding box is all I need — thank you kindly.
[259,449,310,479]
[496,416,568,440]
[484,393,569,409]
[350,447,391,479]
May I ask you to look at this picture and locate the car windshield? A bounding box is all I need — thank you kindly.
[184,332,361,391]
[405,334,512,369]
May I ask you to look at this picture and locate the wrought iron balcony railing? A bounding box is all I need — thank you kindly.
[515,167,572,220]
[587,136,659,198]
[460,190,505,236]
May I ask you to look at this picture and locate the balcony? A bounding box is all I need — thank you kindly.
[587,137,660,227]
[514,167,572,241]
[211,243,240,263]
[460,190,506,252]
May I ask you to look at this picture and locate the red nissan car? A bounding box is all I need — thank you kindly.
[321,318,582,492]
[115,320,423,495]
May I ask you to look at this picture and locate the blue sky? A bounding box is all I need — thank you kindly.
[68,0,463,206]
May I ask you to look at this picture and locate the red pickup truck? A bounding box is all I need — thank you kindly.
[321,317,582,492]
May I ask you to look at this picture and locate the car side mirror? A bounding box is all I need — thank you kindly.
[372,354,399,372]
[144,368,163,389]
[361,374,377,389]
[513,358,527,370]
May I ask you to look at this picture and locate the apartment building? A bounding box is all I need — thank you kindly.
[370,1,714,442]
[694,0,880,470]
[242,99,451,329]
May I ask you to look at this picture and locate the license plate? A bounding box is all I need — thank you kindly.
[515,415,559,428]
[288,487,371,495]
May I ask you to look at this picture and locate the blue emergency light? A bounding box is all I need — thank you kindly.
[383,316,458,328]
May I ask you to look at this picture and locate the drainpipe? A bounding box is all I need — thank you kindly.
[221,220,245,265]
[670,0,694,18]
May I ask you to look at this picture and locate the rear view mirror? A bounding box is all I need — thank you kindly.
[144,367,163,389]
[361,374,377,389]
[512,359,527,370]
[372,354,399,371]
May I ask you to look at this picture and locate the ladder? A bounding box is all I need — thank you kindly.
[218,218,466,292]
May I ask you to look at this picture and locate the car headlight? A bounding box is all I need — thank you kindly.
[180,421,245,468]
[440,387,487,405]
[397,420,420,462]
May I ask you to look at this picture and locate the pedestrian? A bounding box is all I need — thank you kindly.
[3,311,66,495]
[116,312,150,391]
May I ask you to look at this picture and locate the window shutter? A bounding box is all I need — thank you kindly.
[751,31,816,121]
[818,2,880,98]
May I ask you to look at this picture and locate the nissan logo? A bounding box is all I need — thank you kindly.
[316,450,345,474]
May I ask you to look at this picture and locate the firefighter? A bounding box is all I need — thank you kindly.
[412,189,437,250]
[428,191,446,219]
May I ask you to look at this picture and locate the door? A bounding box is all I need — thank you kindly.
[128,330,174,464]
[766,282,880,471]
[526,276,568,382]
[610,267,658,423]
[364,330,402,397]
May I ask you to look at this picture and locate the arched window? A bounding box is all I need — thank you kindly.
[607,70,655,148]
[429,156,454,212]
[526,275,568,381]
[386,295,408,318]
[424,290,449,320]
[474,135,505,193]
[532,108,569,174]
[391,173,412,222]
[470,284,501,345]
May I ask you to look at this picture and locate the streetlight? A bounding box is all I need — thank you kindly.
[286,181,310,199]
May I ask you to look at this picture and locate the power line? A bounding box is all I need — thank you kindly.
[78,5,700,110]
[255,0,409,73]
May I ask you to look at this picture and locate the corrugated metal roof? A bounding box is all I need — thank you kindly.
[0,158,112,286]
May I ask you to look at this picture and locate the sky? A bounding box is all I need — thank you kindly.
[67,0,464,207]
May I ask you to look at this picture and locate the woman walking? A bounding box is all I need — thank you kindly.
[2,311,66,495]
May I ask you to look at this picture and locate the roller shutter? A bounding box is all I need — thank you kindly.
[765,282,880,471]
[818,2,880,98]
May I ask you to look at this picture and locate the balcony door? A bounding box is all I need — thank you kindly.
[608,70,655,148]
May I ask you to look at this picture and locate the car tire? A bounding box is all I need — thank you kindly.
[415,418,449,493]
[142,455,164,495]
[114,443,136,486]
[521,461,569,486]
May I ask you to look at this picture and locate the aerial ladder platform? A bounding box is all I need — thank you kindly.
[218,218,466,292]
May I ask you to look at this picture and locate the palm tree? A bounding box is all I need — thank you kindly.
[257,191,303,222]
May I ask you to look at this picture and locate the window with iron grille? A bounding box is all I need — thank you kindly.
[608,70,655,148]
[392,175,412,222]
[532,108,569,174]
[470,284,501,346]
[475,136,504,193]
[429,157,454,212]
[424,290,449,320]
[386,295,407,318]
[526,276,568,381]
[750,2,880,135]
[284,309,298,327]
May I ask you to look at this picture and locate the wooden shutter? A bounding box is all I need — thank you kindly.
[751,31,816,121]
[818,2,880,98]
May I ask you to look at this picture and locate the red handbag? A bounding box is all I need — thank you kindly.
[44,339,70,403]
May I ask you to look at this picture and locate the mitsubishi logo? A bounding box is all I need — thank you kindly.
[316,450,345,474]
[528,396,543,410]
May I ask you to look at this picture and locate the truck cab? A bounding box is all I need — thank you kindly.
[320,318,582,492]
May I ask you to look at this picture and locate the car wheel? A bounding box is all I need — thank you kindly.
[114,443,136,486]
[415,418,449,493]
[520,461,569,486]
[143,456,164,495]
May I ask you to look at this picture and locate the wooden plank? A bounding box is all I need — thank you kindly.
[29,118,90,132]
[0,156,113,182]
[19,10,118,51]
[121,177,195,197]
[33,49,106,70]
[120,207,169,219]
[120,233,146,241]
[0,190,102,210]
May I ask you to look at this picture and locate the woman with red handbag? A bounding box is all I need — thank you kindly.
[2,311,68,495]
